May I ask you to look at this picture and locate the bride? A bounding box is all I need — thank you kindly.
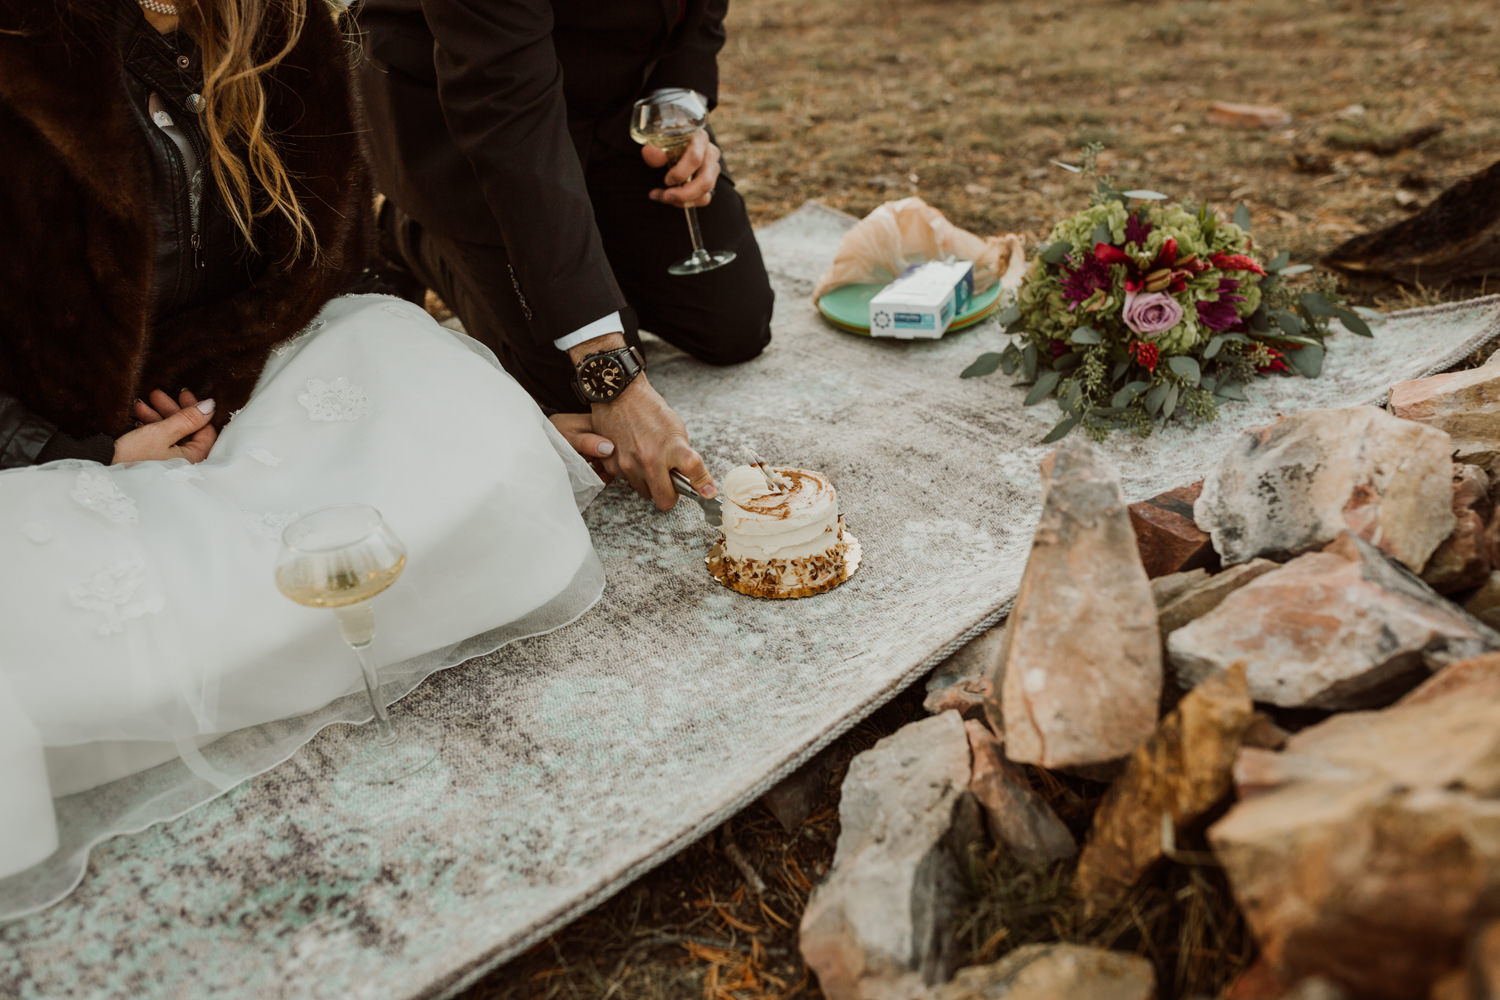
[0,0,610,918]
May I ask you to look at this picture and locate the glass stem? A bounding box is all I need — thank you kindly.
[336,604,397,747]
[683,205,709,258]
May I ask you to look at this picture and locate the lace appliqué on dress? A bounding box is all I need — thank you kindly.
[162,461,205,483]
[69,561,165,636]
[247,448,283,467]
[298,378,370,422]
[70,470,139,525]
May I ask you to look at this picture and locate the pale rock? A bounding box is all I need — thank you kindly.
[1075,665,1253,911]
[1195,406,1454,571]
[800,711,984,1000]
[1208,101,1293,129]
[1422,465,1492,594]
[1208,664,1500,1000]
[1390,365,1500,475]
[1399,650,1500,707]
[964,720,1075,868]
[1157,558,1280,637]
[1169,533,1500,709]
[1462,571,1500,629]
[926,626,1005,718]
[992,441,1161,768]
[1151,568,1210,609]
[931,943,1156,1000]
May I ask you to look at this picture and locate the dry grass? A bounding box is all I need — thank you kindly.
[459,1,1496,995]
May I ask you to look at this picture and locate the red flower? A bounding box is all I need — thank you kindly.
[1210,252,1267,276]
[1128,340,1160,372]
[1094,243,1133,267]
[1155,238,1178,268]
[1256,345,1290,374]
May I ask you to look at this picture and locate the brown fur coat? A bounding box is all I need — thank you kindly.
[0,0,371,439]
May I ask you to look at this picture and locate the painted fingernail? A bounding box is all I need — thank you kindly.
[596,441,615,457]
[196,399,216,414]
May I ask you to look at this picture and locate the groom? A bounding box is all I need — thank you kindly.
[354,0,775,511]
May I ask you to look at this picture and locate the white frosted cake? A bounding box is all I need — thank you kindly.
[706,466,860,599]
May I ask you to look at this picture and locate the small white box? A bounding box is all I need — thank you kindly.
[868,260,975,339]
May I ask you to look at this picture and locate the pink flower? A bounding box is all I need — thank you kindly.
[1122,290,1184,337]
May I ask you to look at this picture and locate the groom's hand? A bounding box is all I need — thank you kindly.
[590,374,715,511]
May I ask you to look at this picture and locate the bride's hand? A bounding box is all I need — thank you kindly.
[113,388,217,464]
[548,412,616,483]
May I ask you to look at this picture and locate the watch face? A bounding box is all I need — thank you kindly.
[579,356,626,400]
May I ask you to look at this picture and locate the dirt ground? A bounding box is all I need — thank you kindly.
[462,1,1499,997]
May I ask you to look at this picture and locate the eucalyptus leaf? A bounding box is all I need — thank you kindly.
[1221,332,1251,344]
[1163,383,1180,419]
[1040,241,1074,265]
[1111,359,1129,381]
[1233,203,1251,230]
[1272,309,1307,336]
[1090,222,1113,247]
[1000,344,1021,375]
[1024,370,1062,406]
[1022,343,1038,381]
[1070,325,1103,345]
[1054,352,1081,372]
[1216,380,1247,402]
[1333,306,1374,338]
[1111,381,1149,408]
[1122,189,1169,200]
[1280,264,1314,276]
[1145,382,1170,415]
[1167,355,1200,384]
[1265,250,1291,273]
[1260,332,1323,348]
[996,303,1022,328]
[1040,415,1079,444]
[1288,343,1325,377]
[1247,305,1271,333]
[1203,335,1224,360]
[1051,160,1082,173]
[1299,291,1337,317]
[961,352,1005,378]
[1200,375,1218,392]
[1061,380,1084,412]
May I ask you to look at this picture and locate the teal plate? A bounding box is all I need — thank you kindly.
[816,280,1005,336]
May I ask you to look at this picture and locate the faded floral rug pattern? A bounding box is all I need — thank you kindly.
[3,203,1498,999]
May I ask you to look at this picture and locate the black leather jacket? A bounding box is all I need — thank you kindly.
[0,11,257,468]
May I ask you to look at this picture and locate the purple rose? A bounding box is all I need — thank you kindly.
[1122,290,1184,337]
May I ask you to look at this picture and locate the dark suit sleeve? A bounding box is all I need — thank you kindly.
[645,0,727,107]
[0,392,113,468]
[421,0,627,348]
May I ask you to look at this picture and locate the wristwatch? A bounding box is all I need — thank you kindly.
[573,345,646,404]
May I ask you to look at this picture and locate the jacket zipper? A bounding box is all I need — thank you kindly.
[148,92,204,272]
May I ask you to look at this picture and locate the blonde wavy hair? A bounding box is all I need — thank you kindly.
[179,0,326,261]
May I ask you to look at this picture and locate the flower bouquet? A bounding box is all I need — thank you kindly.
[963,157,1373,442]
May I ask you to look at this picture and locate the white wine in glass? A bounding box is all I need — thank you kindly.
[275,503,440,786]
[630,88,737,276]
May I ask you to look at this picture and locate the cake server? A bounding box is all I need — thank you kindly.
[670,470,723,527]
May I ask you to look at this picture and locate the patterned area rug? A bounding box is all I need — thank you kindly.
[4,203,1499,999]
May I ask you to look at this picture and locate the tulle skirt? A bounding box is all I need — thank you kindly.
[0,294,605,919]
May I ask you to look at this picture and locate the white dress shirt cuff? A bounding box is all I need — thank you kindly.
[553,312,625,352]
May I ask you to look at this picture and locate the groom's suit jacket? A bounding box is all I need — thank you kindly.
[356,0,728,347]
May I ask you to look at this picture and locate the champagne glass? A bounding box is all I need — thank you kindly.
[631,88,737,276]
[275,503,440,786]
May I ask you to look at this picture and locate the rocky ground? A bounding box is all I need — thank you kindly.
[462,0,1500,996]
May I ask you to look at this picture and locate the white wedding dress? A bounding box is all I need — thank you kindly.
[0,294,605,919]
